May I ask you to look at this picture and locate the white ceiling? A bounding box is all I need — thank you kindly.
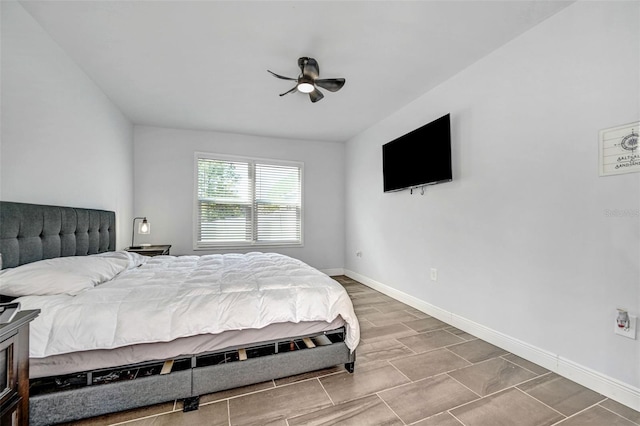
[19,0,574,143]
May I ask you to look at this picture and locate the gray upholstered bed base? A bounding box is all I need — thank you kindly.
[30,334,353,425]
[0,201,355,425]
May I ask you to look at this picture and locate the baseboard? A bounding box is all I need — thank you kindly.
[322,268,344,277]
[344,269,640,412]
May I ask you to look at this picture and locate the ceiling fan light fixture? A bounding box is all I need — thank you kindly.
[297,81,315,93]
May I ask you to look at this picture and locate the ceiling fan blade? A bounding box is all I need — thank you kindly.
[309,88,324,103]
[301,57,320,79]
[315,78,345,92]
[267,70,297,81]
[279,86,298,97]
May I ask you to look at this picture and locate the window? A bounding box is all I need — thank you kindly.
[194,153,303,248]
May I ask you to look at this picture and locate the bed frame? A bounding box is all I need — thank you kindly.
[0,201,355,425]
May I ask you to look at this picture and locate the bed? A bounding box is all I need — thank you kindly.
[0,201,359,425]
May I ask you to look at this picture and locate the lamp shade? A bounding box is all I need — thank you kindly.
[139,219,150,234]
[131,217,151,247]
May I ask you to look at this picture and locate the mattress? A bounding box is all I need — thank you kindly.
[30,317,345,378]
[5,251,359,378]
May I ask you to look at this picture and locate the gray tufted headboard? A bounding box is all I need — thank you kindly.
[0,201,116,270]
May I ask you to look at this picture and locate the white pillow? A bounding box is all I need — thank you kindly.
[0,255,129,297]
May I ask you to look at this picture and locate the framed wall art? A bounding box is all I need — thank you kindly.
[599,121,640,176]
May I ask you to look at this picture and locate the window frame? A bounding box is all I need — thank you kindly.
[193,152,304,250]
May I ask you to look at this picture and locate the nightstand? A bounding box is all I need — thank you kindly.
[0,309,40,426]
[125,245,171,257]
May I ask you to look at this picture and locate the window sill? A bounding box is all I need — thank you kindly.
[193,243,304,251]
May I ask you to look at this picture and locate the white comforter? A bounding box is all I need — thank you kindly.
[17,252,359,358]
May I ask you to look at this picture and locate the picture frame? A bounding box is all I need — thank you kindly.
[599,121,640,176]
[0,302,20,324]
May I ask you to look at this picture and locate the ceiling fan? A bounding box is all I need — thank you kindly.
[267,57,345,103]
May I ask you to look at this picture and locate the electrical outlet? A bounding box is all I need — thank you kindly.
[430,268,438,281]
[356,251,362,258]
[614,314,637,339]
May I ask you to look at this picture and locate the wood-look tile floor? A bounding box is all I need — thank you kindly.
[66,276,640,426]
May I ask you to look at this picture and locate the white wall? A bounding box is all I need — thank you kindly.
[134,126,344,271]
[0,1,134,248]
[345,0,639,403]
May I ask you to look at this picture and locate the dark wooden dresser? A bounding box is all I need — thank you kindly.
[0,310,39,426]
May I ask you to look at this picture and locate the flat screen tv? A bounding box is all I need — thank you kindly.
[382,113,452,192]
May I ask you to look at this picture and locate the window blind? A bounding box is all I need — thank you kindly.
[255,163,301,242]
[195,154,302,247]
